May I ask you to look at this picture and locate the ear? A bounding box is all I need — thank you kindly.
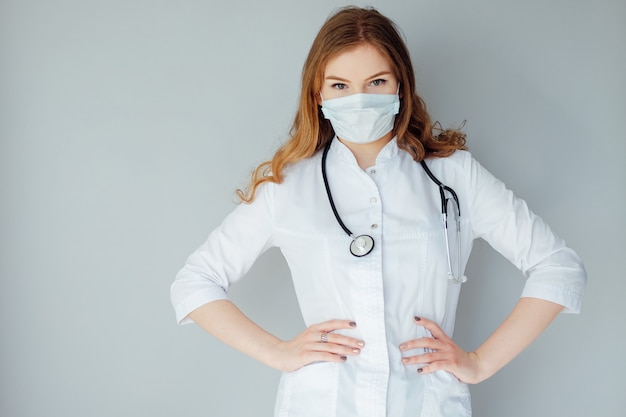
[316,91,323,106]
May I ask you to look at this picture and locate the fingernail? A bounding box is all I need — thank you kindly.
[357,340,365,347]
[414,316,421,321]
[349,321,357,327]
[399,343,407,350]
[417,368,423,373]
[340,356,347,361]
[352,348,360,353]
[402,357,410,364]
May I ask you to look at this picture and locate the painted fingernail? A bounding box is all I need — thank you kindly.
[357,341,365,347]
[349,321,357,327]
[417,368,423,373]
[399,343,407,350]
[414,316,421,321]
[340,356,347,361]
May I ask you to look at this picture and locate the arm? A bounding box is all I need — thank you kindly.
[469,297,563,381]
[398,153,585,383]
[173,181,362,371]
[187,300,364,372]
[400,297,563,383]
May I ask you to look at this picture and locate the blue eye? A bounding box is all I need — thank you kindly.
[370,79,387,87]
[332,83,347,90]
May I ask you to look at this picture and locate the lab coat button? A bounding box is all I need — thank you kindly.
[371,224,378,229]
[370,197,377,203]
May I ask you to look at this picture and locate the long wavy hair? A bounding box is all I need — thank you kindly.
[237,6,466,203]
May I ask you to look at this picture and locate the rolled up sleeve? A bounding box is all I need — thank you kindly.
[170,183,276,324]
[464,154,587,313]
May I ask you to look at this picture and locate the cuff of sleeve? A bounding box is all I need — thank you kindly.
[174,287,230,325]
[521,282,584,314]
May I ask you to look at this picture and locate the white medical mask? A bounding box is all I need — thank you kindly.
[321,91,400,144]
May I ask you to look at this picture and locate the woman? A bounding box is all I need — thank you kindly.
[170,6,586,417]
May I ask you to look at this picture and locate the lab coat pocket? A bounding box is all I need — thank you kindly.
[277,361,339,416]
[424,370,472,416]
[420,226,468,325]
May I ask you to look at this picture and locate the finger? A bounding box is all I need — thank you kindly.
[401,350,452,365]
[413,316,449,341]
[399,337,444,352]
[311,319,358,333]
[309,341,362,356]
[416,359,450,375]
[301,351,349,365]
[322,332,366,349]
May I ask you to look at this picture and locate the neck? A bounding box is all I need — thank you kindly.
[338,131,394,170]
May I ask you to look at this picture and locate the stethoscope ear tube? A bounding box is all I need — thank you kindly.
[321,140,353,238]
[422,160,464,283]
[420,160,460,217]
[322,140,376,257]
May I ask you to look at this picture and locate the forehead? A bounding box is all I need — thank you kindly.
[324,43,393,78]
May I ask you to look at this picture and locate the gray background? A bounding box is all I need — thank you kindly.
[1,0,624,416]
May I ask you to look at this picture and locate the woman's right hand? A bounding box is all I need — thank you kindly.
[271,319,365,372]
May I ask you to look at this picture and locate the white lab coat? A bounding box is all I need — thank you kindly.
[171,137,586,417]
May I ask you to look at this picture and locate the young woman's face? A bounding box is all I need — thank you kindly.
[320,43,399,101]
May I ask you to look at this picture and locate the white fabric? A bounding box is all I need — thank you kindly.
[171,137,586,417]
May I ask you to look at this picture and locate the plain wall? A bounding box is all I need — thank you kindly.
[1,0,624,416]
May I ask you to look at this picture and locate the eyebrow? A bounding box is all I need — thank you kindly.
[325,71,393,82]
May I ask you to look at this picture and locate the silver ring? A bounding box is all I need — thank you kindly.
[320,332,328,343]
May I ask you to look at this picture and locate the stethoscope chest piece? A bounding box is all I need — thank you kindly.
[350,234,375,257]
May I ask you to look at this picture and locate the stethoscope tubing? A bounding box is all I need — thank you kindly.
[419,160,461,218]
[321,140,354,238]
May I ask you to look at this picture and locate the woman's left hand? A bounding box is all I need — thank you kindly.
[399,316,484,384]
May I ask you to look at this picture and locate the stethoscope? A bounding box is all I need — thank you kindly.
[321,138,466,283]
